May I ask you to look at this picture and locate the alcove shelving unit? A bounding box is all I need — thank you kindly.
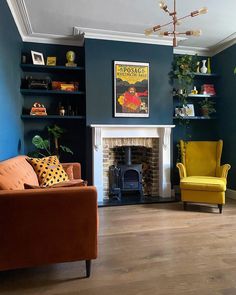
[20,44,87,172]
[173,72,220,121]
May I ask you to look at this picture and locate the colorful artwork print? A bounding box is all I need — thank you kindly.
[114,61,149,117]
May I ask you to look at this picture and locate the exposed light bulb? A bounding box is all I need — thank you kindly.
[186,30,202,36]
[199,7,208,15]
[192,29,202,36]
[191,7,208,17]
[159,1,166,9]
[158,31,169,36]
[159,1,169,12]
[144,28,153,36]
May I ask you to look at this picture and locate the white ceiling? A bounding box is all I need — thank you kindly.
[7,0,236,55]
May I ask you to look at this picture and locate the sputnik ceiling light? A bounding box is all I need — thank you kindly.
[145,0,208,47]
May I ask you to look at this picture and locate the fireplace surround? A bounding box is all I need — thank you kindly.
[90,125,175,202]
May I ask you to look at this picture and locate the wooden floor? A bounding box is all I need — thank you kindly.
[1,199,236,295]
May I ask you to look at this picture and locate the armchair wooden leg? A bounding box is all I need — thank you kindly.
[183,202,187,211]
[218,204,223,214]
[85,260,91,277]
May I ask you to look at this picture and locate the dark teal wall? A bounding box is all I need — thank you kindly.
[213,44,236,189]
[85,39,173,125]
[0,1,23,160]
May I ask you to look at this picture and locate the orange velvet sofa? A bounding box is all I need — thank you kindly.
[0,155,98,277]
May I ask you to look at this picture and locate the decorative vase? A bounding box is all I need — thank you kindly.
[207,57,211,74]
[200,60,207,74]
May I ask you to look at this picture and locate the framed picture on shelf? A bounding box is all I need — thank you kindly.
[31,51,45,65]
[175,107,185,117]
[183,104,195,117]
[46,56,57,66]
[114,61,149,117]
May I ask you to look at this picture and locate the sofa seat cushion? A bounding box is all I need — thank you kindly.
[0,156,39,190]
[24,179,87,189]
[27,156,68,187]
[180,176,226,192]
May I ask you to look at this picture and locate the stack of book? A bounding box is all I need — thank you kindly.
[201,84,216,95]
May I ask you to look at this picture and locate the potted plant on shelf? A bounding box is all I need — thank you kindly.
[198,98,216,117]
[29,124,73,158]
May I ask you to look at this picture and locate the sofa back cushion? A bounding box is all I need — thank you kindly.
[0,156,39,190]
[27,156,69,187]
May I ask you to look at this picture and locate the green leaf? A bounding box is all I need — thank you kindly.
[32,135,51,156]
[43,140,50,149]
[48,124,65,139]
[32,135,47,150]
[60,145,73,155]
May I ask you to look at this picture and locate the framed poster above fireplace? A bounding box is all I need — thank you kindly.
[114,61,149,117]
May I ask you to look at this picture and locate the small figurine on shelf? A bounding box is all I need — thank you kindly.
[191,86,198,95]
[59,105,65,116]
[65,51,77,67]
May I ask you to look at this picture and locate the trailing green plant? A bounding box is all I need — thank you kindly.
[171,54,198,108]
[29,124,73,158]
[172,54,197,86]
[171,54,198,163]
[171,55,198,137]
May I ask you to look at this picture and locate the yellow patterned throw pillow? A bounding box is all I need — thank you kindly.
[27,156,69,187]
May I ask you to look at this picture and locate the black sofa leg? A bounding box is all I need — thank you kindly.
[86,260,91,277]
[218,204,223,214]
[183,202,187,210]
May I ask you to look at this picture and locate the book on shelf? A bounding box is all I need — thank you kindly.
[201,84,216,95]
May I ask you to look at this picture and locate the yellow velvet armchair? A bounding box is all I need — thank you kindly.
[176,140,231,213]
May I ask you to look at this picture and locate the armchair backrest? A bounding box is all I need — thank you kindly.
[180,140,223,176]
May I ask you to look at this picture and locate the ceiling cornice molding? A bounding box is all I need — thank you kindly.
[174,46,211,56]
[6,0,234,56]
[211,37,236,56]
[77,26,177,46]
[7,0,32,38]
[23,33,84,46]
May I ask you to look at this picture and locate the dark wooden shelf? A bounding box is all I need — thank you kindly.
[191,72,220,77]
[21,115,85,120]
[20,89,85,95]
[173,116,217,120]
[20,64,85,72]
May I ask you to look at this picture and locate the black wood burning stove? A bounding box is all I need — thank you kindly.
[109,146,143,199]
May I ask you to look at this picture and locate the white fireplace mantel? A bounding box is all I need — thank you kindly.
[90,125,175,202]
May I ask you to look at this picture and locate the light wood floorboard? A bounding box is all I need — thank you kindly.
[1,200,236,294]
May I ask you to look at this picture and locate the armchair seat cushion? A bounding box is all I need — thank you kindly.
[180,176,226,192]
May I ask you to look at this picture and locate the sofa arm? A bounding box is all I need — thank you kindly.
[216,164,231,179]
[176,163,187,179]
[62,162,81,179]
[0,186,97,271]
